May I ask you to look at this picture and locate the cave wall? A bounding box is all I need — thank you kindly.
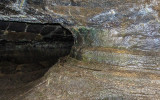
[0,0,160,68]
[0,20,74,65]
[0,21,73,42]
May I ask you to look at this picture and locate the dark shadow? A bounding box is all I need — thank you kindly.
[0,20,74,100]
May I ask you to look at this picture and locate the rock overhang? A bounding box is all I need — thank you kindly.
[0,0,160,66]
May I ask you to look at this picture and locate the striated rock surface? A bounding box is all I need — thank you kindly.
[15,58,160,100]
[0,0,160,99]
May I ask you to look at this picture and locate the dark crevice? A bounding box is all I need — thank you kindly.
[0,20,74,99]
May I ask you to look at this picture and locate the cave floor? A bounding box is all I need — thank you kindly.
[0,57,160,100]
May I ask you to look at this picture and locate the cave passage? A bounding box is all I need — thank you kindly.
[0,21,74,90]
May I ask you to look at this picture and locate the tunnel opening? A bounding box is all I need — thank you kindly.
[0,20,74,96]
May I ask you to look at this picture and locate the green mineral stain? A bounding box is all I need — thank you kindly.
[71,26,102,46]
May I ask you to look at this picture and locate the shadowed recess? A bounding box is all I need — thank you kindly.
[0,20,74,93]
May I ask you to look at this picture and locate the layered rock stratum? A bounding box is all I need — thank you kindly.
[0,0,160,99]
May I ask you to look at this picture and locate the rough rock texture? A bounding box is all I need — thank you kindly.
[15,58,160,100]
[0,0,160,99]
[0,0,160,51]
